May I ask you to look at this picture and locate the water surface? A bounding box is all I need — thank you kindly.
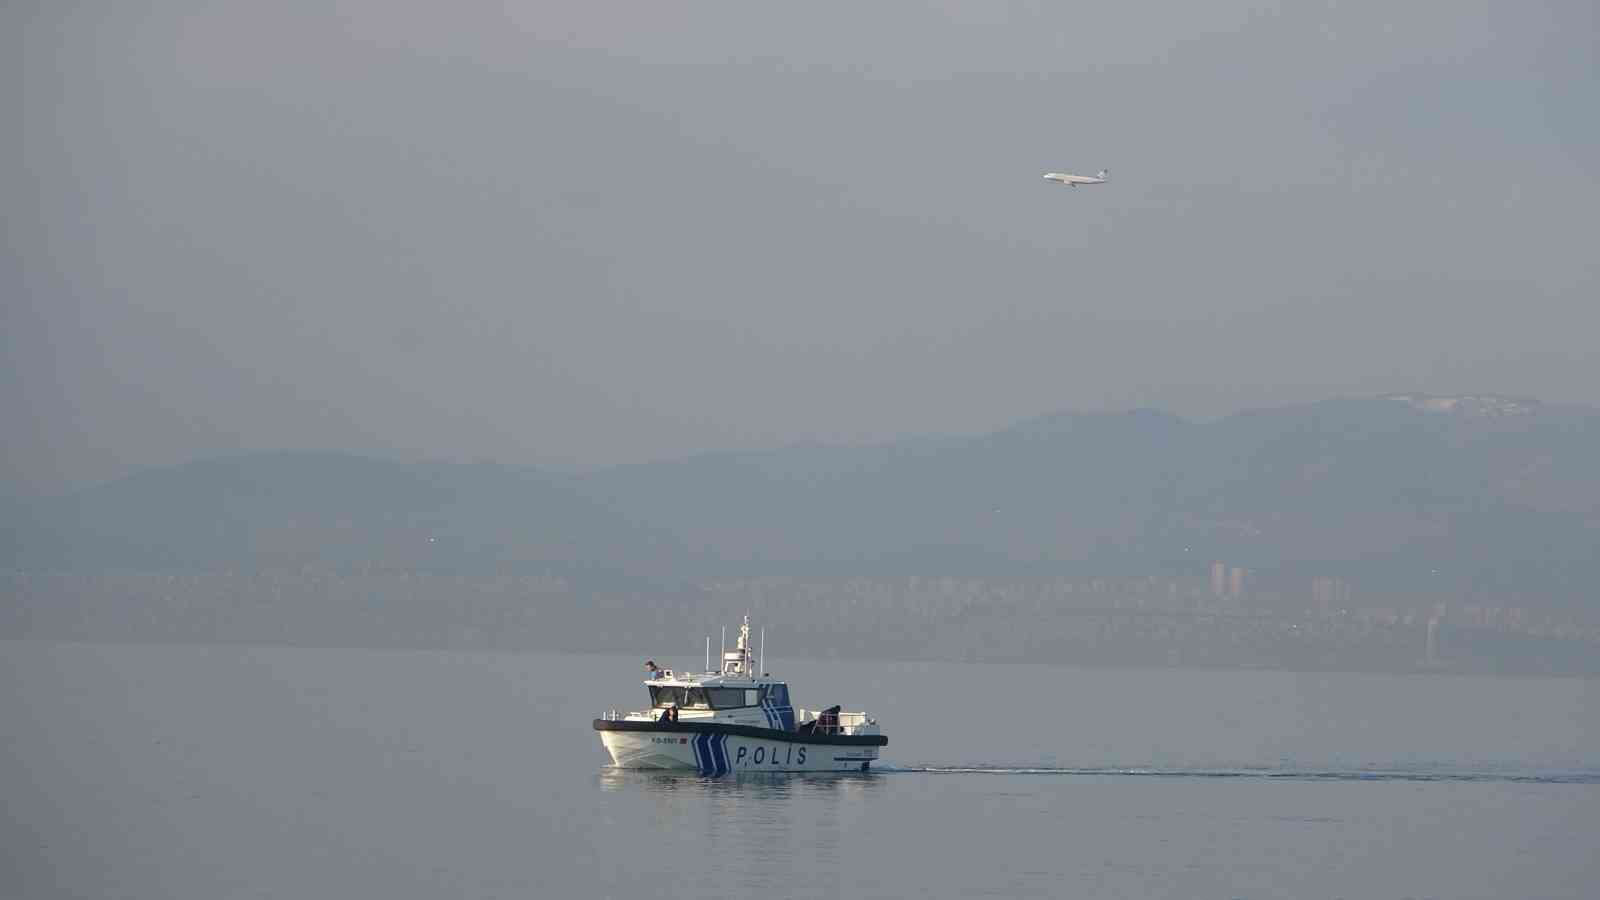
[4,642,1596,898]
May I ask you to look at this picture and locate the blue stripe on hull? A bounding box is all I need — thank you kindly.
[696,733,714,775]
[689,733,733,776]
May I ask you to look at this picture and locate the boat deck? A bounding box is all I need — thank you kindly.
[593,717,888,746]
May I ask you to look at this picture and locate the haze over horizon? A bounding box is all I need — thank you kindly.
[6,8,1600,899]
[11,390,1597,492]
[6,1,1597,492]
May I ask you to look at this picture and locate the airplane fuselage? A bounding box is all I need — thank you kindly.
[1043,172,1107,186]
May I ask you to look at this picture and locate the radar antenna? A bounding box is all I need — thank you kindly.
[722,615,755,675]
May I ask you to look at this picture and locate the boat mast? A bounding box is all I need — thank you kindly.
[722,615,755,676]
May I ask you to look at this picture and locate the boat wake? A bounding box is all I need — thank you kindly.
[878,764,1600,784]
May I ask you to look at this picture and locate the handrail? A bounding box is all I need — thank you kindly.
[603,707,878,735]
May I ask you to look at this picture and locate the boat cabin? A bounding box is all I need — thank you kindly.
[646,679,795,729]
[636,618,796,730]
[602,616,881,745]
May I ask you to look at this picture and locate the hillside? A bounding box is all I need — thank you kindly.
[3,452,682,579]
[6,396,1598,609]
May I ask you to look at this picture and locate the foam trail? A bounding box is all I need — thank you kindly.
[878,764,1600,785]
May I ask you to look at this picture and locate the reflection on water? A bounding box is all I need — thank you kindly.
[590,768,891,893]
[595,767,886,798]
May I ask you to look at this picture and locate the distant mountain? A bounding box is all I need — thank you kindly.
[577,409,1191,571]
[6,396,1598,606]
[1150,396,1600,594]
[584,396,1599,581]
[3,452,683,578]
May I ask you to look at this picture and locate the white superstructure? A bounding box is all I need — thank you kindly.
[593,616,886,774]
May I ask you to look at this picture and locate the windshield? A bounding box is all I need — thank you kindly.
[705,688,749,709]
[649,686,710,709]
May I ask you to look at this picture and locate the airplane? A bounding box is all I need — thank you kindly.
[1043,169,1108,187]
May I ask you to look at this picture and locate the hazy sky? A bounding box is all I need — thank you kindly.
[5,1,1597,490]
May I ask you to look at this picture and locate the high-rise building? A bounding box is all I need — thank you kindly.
[1228,567,1246,598]
[1312,577,1333,615]
[1211,562,1227,597]
[1311,577,1353,616]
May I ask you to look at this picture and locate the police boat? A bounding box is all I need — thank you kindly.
[593,616,887,774]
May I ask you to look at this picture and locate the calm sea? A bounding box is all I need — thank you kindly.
[3,641,1597,899]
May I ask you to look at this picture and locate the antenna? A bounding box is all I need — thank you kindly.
[705,635,710,673]
[720,626,726,672]
[759,627,765,676]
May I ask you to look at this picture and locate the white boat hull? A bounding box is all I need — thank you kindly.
[595,723,883,774]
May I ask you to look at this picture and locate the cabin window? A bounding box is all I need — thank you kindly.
[649,686,710,708]
[705,688,747,709]
[764,684,790,706]
[745,689,759,707]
